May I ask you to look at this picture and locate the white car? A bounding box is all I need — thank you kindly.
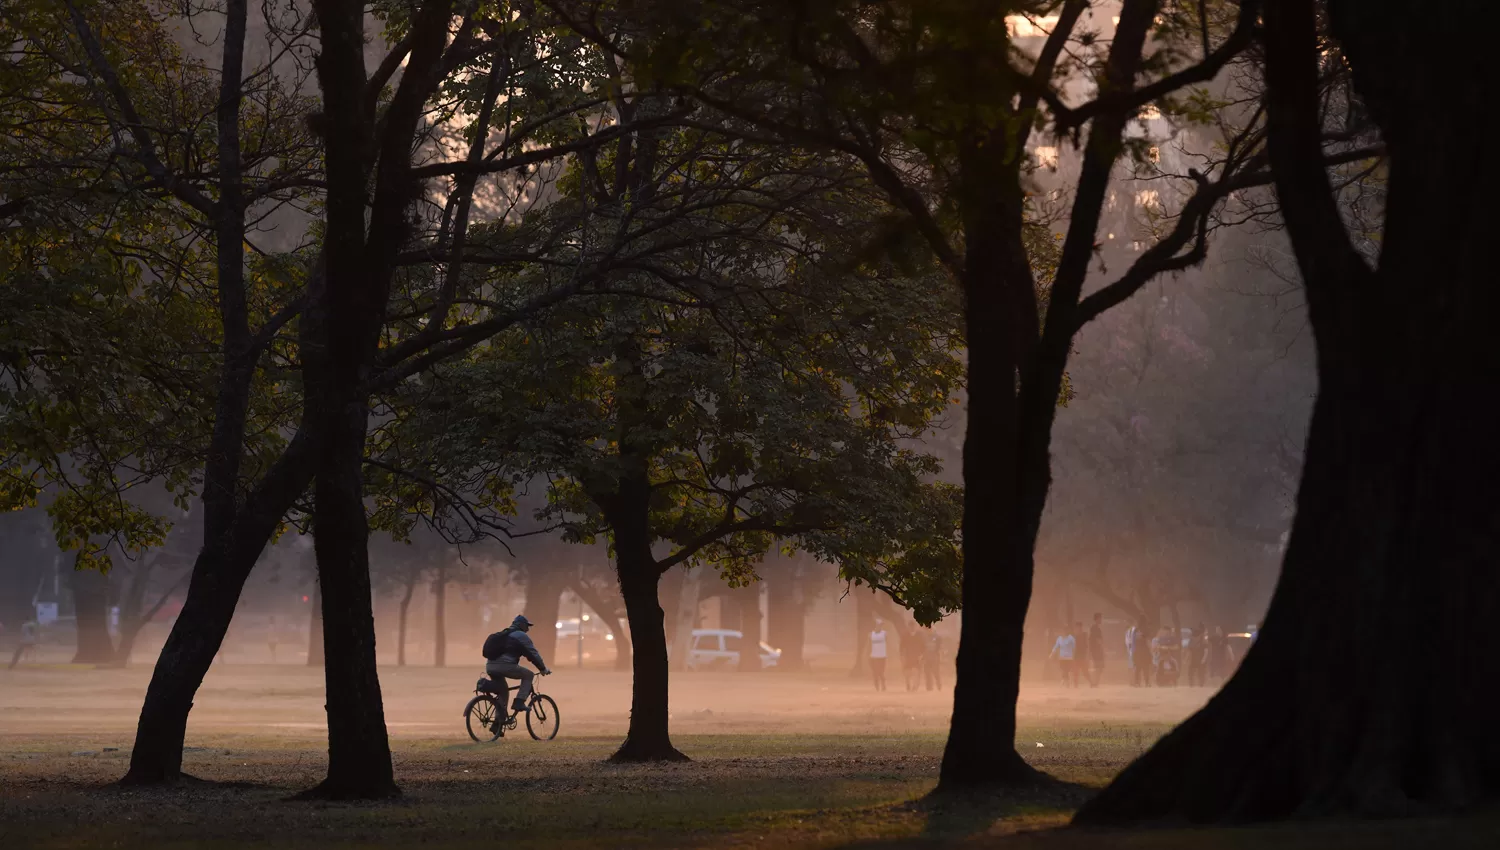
[683,629,781,670]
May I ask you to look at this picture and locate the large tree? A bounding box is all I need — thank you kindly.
[382,122,969,758]
[9,0,699,794]
[561,0,1284,788]
[1075,0,1497,822]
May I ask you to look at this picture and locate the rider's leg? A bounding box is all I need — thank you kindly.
[510,667,535,710]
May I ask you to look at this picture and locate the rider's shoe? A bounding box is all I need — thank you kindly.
[511,701,527,713]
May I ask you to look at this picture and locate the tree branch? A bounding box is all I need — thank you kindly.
[62,1,220,218]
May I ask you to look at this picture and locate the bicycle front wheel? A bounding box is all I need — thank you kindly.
[526,694,560,740]
[465,694,503,742]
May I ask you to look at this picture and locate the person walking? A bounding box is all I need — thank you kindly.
[1088,613,1106,687]
[1208,625,1235,682]
[869,618,889,691]
[1049,626,1078,687]
[900,628,923,691]
[923,629,943,690]
[1130,621,1153,686]
[7,620,38,670]
[1186,622,1208,687]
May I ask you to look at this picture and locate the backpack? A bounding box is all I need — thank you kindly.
[482,628,515,661]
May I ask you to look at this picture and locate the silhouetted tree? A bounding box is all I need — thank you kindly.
[1076,0,1495,822]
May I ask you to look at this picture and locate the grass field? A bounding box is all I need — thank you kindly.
[2,665,1495,848]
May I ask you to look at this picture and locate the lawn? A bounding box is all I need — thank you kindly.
[4,730,1496,849]
[1,666,1494,847]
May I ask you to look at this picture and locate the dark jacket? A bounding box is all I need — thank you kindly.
[491,628,546,669]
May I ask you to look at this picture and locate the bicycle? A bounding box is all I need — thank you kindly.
[464,675,560,742]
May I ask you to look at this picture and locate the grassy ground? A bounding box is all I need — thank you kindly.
[2,666,1496,847]
[4,729,1497,849]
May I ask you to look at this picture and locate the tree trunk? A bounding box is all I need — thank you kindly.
[659,567,684,647]
[121,481,311,785]
[569,577,630,671]
[936,134,1052,791]
[737,584,763,672]
[610,543,687,762]
[70,562,114,664]
[608,481,688,762]
[113,568,188,668]
[306,582,324,666]
[850,586,872,677]
[299,400,396,800]
[669,567,702,673]
[433,560,447,668]
[1076,0,1500,822]
[396,574,415,667]
[611,612,632,671]
[766,558,807,671]
[524,568,566,667]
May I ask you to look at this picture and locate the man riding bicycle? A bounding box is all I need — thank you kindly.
[483,615,552,713]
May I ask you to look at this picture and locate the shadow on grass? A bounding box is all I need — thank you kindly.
[836,777,1096,847]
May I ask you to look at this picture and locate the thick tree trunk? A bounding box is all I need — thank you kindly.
[659,567,684,647]
[524,569,566,666]
[850,587,872,677]
[70,564,114,664]
[610,543,687,762]
[306,582,324,666]
[936,140,1047,790]
[433,561,447,668]
[113,569,188,668]
[1076,0,1500,822]
[299,401,396,800]
[609,481,688,762]
[669,567,702,672]
[766,558,807,671]
[396,575,415,667]
[569,577,630,671]
[611,613,632,671]
[737,584,763,673]
[121,487,309,784]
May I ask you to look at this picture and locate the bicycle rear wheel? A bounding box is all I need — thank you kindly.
[526,694,560,740]
[465,694,503,742]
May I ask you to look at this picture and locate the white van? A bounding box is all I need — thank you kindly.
[683,629,781,670]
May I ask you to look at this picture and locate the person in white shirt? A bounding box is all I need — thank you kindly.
[869,619,889,691]
[1049,628,1078,688]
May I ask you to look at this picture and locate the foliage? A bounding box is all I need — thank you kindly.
[376,119,968,619]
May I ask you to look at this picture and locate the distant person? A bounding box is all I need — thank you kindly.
[923,629,943,690]
[1153,627,1179,686]
[8,620,38,670]
[1048,626,1078,687]
[1208,625,1235,682]
[868,618,889,691]
[1186,623,1208,687]
[900,628,923,691]
[267,615,279,663]
[1088,613,1105,687]
[482,615,552,713]
[1129,621,1152,687]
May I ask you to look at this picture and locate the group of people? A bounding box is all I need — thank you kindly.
[1047,613,1108,687]
[1045,616,1244,687]
[1124,622,1240,687]
[868,618,944,692]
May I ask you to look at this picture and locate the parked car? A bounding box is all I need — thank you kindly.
[682,629,781,670]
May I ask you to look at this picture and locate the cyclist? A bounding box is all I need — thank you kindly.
[483,615,551,713]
